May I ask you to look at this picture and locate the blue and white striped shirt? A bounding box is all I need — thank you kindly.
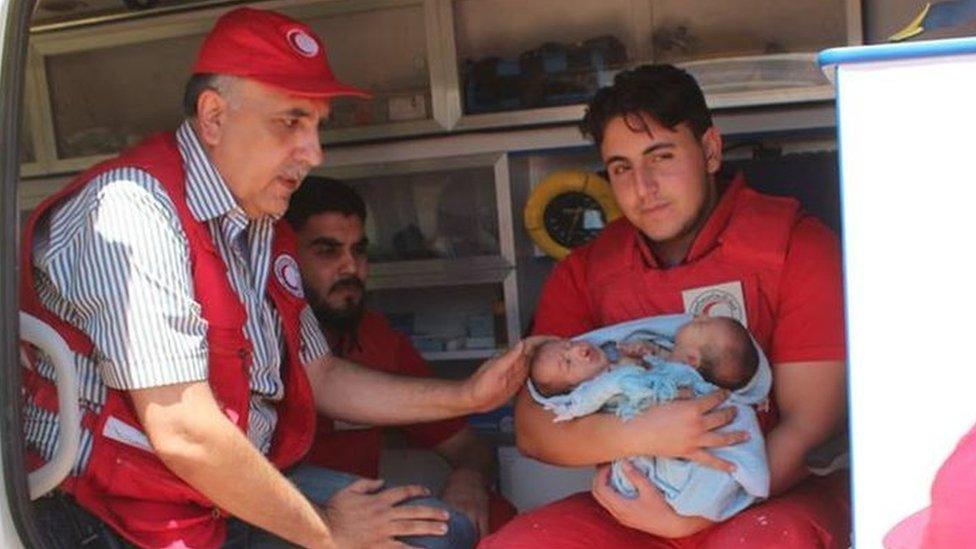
[25,121,330,471]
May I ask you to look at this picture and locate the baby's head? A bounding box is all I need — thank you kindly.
[530,339,610,397]
[671,316,758,390]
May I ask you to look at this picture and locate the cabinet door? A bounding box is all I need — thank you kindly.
[31,0,209,28]
[288,0,450,144]
[19,106,35,168]
[452,0,640,128]
[21,52,54,177]
[317,153,514,275]
[309,153,520,359]
[450,0,861,128]
[29,0,451,173]
[32,18,210,172]
[349,167,499,262]
[659,0,858,108]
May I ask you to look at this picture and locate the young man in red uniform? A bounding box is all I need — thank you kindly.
[285,178,518,539]
[481,65,849,548]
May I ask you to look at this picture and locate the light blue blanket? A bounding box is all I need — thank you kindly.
[528,314,771,521]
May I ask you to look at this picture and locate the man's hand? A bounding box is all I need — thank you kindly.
[591,462,712,538]
[626,389,747,472]
[323,479,450,548]
[440,469,489,538]
[617,339,666,360]
[515,384,747,467]
[463,336,556,413]
[312,337,555,426]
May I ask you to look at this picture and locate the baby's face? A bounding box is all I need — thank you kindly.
[533,340,610,393]
[671,316,728,366]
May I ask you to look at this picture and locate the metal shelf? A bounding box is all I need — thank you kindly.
[421,348,497,361]
[368,255,512,288]
[368,266,512,290]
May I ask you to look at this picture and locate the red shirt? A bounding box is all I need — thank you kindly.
[306,309,467,478]
[532,176,847,366]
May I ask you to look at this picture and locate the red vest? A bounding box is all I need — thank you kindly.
[21,133,316,548]
[583,176,802,432]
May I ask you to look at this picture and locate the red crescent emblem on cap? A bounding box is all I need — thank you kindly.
[286,28,319,58]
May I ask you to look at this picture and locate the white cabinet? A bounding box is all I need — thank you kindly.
[22,0,862,176]
[289,0,454,143]
[450,0,862,129]
[28,9,215,174]
[19,105,37,174]
[40,32,205,170]
[23,0,454,174]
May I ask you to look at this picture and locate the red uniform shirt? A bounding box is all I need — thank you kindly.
[306,310,467,477]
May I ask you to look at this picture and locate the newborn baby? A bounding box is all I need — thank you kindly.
[527,314,771,522]
[531,315,758,398]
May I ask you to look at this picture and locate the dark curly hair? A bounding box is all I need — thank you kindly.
[580,64,712,147]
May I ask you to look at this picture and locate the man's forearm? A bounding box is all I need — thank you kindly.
[514,389,636,466]
[310,356,472,425]
[516,386,743,470]
[435,428,496,537]
[657,514,713,538]
[764,419,817,496]
[165,420,331,547]
[132,383,332,548]
[765,411,847,496]
[437,428,496,481]
[765,360,847,496]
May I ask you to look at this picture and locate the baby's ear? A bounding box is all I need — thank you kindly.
[682,349,702,367]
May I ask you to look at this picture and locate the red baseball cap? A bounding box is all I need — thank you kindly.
[884,423,976,548]
[192,7,370,99]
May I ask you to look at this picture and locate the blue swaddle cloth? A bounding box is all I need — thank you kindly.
[528,314,771,521]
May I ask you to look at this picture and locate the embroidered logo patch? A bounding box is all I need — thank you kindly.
[286,28,319,58]
[681,281,747,327]
[274,254,305,298]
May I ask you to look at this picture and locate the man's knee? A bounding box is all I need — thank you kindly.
[287,465,477,547]
[400,496,477,549]
[287,464,360,503]
[480,493,618,549]
[701,505,842,549]
[703,474,851,549]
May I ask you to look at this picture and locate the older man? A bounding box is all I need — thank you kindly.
[23,8,535,549]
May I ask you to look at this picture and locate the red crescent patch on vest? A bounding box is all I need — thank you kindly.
[274,254,304,298]
[682,281,748,327]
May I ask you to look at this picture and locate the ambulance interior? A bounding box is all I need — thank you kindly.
[2,0,976,547]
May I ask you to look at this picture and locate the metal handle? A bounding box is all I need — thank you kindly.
[21,312,80,500]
